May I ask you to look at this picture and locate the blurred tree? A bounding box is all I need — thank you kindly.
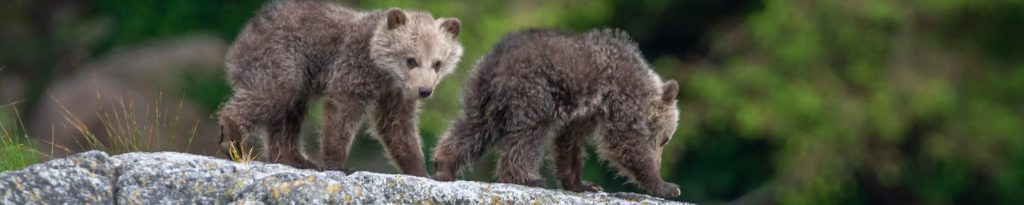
[670,0,1024,204]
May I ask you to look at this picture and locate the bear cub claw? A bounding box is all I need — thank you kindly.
[566,181,604,192]
[433,161,456,181]
[433,172,455,181]
[523,178,548,188]
[652,182,681,198]
[290,159,323,171]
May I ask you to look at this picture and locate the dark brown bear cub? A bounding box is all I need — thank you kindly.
[219,0,462,176]
[432,28,681,198]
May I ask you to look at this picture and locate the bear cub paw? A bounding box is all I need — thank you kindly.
[566,181,604,193]
[651,182,681,198]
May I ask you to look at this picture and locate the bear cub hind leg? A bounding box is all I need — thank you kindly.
[219,92,321,170]
[431,117,492,181]
[552,119,603,192]
[496,125,551,188]
[265,99,320,170]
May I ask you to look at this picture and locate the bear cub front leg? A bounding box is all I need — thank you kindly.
[369,91,428,177]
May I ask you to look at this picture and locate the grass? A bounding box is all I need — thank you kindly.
[226,139,260,163]
[0,64,264,172]
[0,65,37,171]
[0,66,265,174]
[51,89,201,155]
[1,84,225,172]
[0,102,40,172]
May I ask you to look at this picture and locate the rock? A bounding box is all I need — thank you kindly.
[0,151,116,204]
[1,151,690,205]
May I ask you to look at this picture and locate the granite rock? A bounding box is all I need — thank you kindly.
[0,151,691,205]
[0,151,116,204]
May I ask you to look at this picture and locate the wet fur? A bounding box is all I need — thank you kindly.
[431,28,681,198]
[218,0,462,177]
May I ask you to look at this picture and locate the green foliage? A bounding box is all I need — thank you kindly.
[93,0,265,53]
[671,0,1024,204]
[177,68,233,113]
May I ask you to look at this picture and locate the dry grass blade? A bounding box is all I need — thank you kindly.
[227,140,259,163]
[49,85,202,155]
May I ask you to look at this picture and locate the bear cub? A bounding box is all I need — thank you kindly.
[432,28,681,198]
[219,0,462,177]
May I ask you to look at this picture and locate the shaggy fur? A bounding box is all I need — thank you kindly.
[218,0,462,177]
[431,28,681,198]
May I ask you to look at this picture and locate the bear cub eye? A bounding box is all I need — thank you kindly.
[432,61,442,71]
[406,58,418,69]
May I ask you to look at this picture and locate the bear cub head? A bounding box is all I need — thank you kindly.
[647,79,680,166]
[370,9,463,99]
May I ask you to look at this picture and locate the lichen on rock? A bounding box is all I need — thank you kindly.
[0,151,690,205]
[0,151,116,204]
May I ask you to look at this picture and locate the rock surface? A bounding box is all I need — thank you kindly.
[0,151,690,204]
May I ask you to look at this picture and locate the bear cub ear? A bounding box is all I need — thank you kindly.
[386,9,408,29]
[440,18,461,39]
[661,80,679,103]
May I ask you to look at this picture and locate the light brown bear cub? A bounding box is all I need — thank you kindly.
[432,28,680,198]
[219,0,462,177]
